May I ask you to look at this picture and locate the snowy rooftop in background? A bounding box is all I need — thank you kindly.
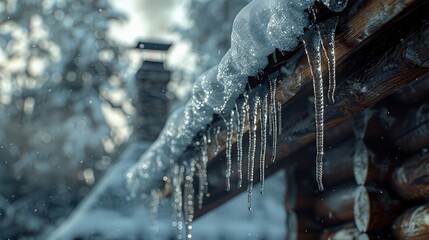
[45,143,286,239]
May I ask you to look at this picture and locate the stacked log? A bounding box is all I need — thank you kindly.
[284,168,319,212]
[393,73,429,105]
[389,104,429,152]
[286,211,321,240]
[284,139,360,239]
[284,90,429,239]
[285,167,321,239]
[391,151,429,201]
[284,109,405,239]
[284,105,423,239]
[181,0,429,238]
[386,83,429,239]
[193,0,429,221]
[353,140,396,186]
[281,1,429,236]
[320,223,367,240]
[353,186,401,233]
[293,138,356,189]
[388,133,429,239]
[316,139,356,186]
[389,164,429,240]
[392,204,429,239]
[315,183,356,225]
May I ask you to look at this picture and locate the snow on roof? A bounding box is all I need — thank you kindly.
[126,0,314,198]
[135,41,172,51]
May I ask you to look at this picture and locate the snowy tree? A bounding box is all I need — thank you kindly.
[0,0,134,238]
[177,0,250,73]
[168,0,250,102]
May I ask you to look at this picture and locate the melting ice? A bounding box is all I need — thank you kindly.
[123,0,347,238]
[259,92,268,194]
[224,109,235,191]
[126,0,315,199]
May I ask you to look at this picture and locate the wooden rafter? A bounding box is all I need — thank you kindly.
[178,0,429,219]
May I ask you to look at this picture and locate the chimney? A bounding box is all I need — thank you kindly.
[134,41,172,141]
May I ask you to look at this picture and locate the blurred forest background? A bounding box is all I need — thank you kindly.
[0,0,286,239]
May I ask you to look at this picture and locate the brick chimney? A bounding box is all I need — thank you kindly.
[134,41,172,141]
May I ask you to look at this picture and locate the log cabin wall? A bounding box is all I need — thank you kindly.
[282,0,429,235]
[284,72,429,239]
[175,0,429,238]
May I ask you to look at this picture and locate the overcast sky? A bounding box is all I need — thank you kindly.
[108,0,186,44]
[108,0,191,70]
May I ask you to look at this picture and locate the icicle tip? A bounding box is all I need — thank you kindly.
[316,153,324,191]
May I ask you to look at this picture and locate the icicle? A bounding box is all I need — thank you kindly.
[172,165,185,239]
[320,0,348,12]
[207,126,212,144]
[195,160,203,209]
[269,77,278,163]
[197,134,208,209]
[303,28,325,191]
[150,189,161,235]
[237,93,249,188]
[260,92,268,195]
[224,109,235,191]
[235,102,242,188]
[277,101,282,136]
[214,126,221,155]
[247,95,260,211]
[318,17,339,103]
[184,160,196,240]
[268,92,273,136]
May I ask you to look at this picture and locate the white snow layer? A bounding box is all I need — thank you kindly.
[45,149,285,239]
[126,0,314,196]
[45,143,151,240]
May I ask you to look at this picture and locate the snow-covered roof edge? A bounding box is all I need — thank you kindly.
[125,0,315,198]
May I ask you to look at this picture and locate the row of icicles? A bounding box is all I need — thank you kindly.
[168,77,283,239]
[150,16,338,240]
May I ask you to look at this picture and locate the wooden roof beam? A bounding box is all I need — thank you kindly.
[185,0,429,219]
